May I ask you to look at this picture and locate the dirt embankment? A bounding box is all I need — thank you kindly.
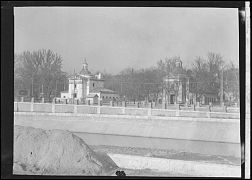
[13,125,118,175]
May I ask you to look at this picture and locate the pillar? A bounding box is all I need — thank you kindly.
[162,102,167,109]
[148,108,152,116]
[98,99,102,106]
[52,103,55,113]
[21,97,24,102]
[224,105,228,113]
[122,101,127,107]
[196,101,200,107]
[110,101,114,107]
[176,104,180,110]
[193,104,196,111]
[74,105,77,113]
[41,98,44,103]
[153,101,156,108]
[31,97,34,103]
[148,102,153,109]
[208,105,212,112]
[136,102,140,108]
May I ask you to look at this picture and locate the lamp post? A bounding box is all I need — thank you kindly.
[31,74,34,98]
[220,68,224,106]
[55,80,58,98]
[219,65,227,107]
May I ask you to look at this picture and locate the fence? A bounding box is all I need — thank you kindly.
[14,100,240,119]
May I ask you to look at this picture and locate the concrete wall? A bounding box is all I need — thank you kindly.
[14,102,31,112]
[14,112,240,144]
[179,111,209,118]
[100,106,123,115]
[151,109,177,117]
[77,105,97,114]
[54,104,74,113]
[124,108,148,116]
[33,103,52,113]
[13,102,239,119]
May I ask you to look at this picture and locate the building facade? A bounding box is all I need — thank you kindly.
[60,60,119,103]
[162,59,190,105]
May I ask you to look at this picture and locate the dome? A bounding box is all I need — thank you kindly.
[79,59,92,75]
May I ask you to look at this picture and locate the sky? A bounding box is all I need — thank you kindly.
[14,7,239,75]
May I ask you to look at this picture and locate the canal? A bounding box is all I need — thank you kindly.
[74,132,241,158]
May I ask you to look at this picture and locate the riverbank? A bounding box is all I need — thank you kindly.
[90,145,241,166]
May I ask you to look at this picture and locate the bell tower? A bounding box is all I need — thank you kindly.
[82,58,88,71]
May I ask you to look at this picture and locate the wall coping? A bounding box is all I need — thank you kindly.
[14,102,240,115]
[14,111,240,123]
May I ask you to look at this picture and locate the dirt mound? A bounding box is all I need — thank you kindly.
[13,125,118,175]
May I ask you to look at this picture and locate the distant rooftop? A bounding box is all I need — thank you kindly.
[90,87,117,94]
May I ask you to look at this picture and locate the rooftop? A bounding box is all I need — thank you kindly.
[90,87,117,94]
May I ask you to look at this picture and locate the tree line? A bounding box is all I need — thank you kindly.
[14,49,67,100]
[103,52,239,103]
[14,49,239,103]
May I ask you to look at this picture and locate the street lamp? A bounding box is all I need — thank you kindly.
[31,74,34,98]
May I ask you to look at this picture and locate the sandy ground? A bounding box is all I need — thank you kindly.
[13,125,240,177]
[90,145,241,166]
[13,125,184,176]
[13,125,118,176]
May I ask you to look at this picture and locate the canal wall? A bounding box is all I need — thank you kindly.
[14,102,240,119]
[14,111,240,144]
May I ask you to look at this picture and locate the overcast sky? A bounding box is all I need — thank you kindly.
[14,7,239,75]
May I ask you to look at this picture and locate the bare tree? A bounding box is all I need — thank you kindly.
[14,49,66,100]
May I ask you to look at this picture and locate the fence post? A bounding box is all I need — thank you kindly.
[98,99,102,106]
[97,99,101,114]
[176,109,180,116]
[74,104,77,113]
[224,105,228,113]
[208,102,212,112]
[122,107,125,114]
[148,102,152,116]
[21,97,24,102]
[149,102,153,109]
[162,102,167,109]
[176,104,180,110]
[30,101,34,112]
[148,108,152,117]
[52,103,55,113]
[122,101,127,107]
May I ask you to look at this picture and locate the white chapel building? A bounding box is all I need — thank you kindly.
[60,60,119,103]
